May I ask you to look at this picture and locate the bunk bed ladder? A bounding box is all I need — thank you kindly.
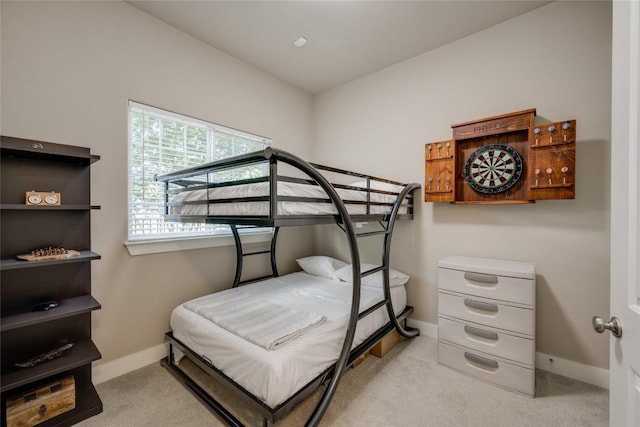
[363,249,420,339]
[229,225,280,287]
[342,210,421,339]
[378,186,421,340]
[306,183,421,426]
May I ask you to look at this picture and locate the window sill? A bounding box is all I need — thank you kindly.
[124,231,272,256]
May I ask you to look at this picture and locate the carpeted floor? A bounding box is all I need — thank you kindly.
[77,335,608,426]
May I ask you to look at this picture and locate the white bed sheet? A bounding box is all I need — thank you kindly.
[169,181,406,216]
[170,272,406,408]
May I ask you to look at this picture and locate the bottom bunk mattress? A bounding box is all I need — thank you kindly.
[170,271,406,408]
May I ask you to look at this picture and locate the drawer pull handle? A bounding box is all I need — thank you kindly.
[464,271,499,284]
[464,325,499,340]
[464,352,499,369]
[464,299,499,312]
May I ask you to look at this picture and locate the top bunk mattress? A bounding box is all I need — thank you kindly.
[168,180,408,217]
[170,271,406,408]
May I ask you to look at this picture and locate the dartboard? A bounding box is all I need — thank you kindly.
[464,144,523,194]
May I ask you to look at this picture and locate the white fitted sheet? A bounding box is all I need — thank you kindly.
[169,181,406,216]
[170,272,406,408]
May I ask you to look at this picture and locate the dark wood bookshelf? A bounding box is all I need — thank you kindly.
[0,136,102,425]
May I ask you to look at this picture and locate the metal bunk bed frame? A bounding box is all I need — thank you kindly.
[155,147,420,426]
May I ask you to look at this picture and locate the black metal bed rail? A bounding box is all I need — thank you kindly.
[162,355,245,427]
[163,183,409,216]
[156,147,415,222]
[160,214,334,227]
[156,149,274,182]
[162,305,415,427]
[362,265,385,277]
[166,176,270,193]
[166,174,405,197]
[162,213,414,227]
[170,196,398,208]
[244,249,271,256]
[309,161,406,188]
[357,299,389,321]
[163,332,275,424]
[352,229,389,238]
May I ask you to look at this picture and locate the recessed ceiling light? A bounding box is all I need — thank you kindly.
[293,36,308,48]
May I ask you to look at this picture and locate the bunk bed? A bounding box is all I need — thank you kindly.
[155,147,420,426]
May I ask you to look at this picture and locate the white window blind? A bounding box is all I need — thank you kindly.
[127,101,271,241]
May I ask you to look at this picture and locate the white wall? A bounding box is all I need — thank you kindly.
[313,1,612,369]
[1,0,613,375]
[1,1,315,364]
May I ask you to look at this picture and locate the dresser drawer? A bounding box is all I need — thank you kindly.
[438,341,535,396]
[438,291,535,336]
[438,267,535,306]
[438,315,535,366]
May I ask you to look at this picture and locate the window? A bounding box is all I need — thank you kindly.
[127,101,271,243]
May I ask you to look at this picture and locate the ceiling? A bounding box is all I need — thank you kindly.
[127,1,551,94]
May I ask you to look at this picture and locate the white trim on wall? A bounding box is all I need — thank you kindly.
[93,321,609,390]
[124,230,272,256]
[408,318,609,390]
[407,317,439,339]
[535,351,609,390]
[92,344,167,385]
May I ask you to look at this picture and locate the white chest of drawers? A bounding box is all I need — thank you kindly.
[437,256,536,396]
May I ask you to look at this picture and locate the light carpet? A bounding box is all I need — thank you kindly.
[77,335,608,426]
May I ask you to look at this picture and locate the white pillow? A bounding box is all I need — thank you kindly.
[334,263,410,288]
[296,256,348,281]
[351,180,404,193]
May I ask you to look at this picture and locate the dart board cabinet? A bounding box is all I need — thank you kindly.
[424,108,576,204]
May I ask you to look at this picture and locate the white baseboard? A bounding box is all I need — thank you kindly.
[92,343,167,385]
[407,317,438,339]
[92,321,438,385]
[535,351,609,389]
[93,323,610,391]
[408,318,609,390]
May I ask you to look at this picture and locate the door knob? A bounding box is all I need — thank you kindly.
[592,315,622,337]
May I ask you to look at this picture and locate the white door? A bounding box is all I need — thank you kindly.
[608,1,640,426]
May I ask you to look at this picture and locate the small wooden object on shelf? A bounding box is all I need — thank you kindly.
[16,247,80,263]
[424,108,576,204]
[6,376,75,427]
[25,191,61,206]
[14,343,73,368]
